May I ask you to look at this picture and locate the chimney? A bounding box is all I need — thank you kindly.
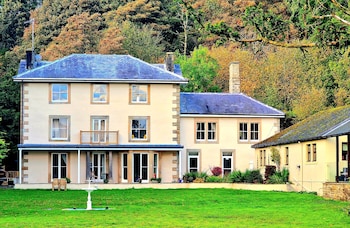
[229,62,240,93]
[26,50,34,70]
[165,52,174,72]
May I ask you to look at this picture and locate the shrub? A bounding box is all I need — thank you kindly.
[266,174,284,184]
[266,168,289,184]
[206,176,223,183]
[229,170,244,183]
[243,169,263,183]
[210,166,222,176]
[197,171,208,179]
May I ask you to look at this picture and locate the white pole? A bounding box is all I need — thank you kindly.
[19,148,22,184]
[77,149,81,183]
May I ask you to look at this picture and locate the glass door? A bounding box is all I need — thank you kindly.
[133,153,148,182]
[92,153,105,181]
[92,118,107,143]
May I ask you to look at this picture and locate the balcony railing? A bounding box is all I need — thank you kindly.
[80,131,118,145]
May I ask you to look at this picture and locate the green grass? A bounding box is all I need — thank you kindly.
[0,188,349,227]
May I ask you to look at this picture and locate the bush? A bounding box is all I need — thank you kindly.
[229,170,244,183]
[243,169,263,183]
[266,168,289,184]
[210,167,222,176]
[266,174,284,184]
[206,176,223,183]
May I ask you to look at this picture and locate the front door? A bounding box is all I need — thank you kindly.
[133,153,148,182]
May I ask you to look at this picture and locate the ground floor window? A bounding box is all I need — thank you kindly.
[122,153,128,182]
[52,153,67,179]
[153,153,159,178]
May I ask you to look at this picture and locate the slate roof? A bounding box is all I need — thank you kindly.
[252,105,350,148]
[13,54,187,83]
[180,92,285,117]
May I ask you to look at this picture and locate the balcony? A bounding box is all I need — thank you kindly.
[80,131,118,145]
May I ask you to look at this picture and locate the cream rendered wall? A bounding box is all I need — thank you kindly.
[25,151,49,183]
[23,83,177,144]
[257,136,349,195]
[180,116,280,176]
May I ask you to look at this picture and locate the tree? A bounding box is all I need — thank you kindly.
[41,13,104,60]
[0,51,20,170]
[120,21,164,63]
[0,0,36,51]
[176,46,220,92]
[270,147,281,171]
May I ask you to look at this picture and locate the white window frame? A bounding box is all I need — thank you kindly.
[207,122,217,141]
[196,122,205,141]
[121,153,128,183]
[153,153,159,179]
[50,116,69,141]
[131,84,148,103]
[250,123,259,141]
[239,123,248,141]
[51,153,67,180]
[91,116,108,143]
[51,83,69,103]
[130,117,149,141]
[92,84,108,103]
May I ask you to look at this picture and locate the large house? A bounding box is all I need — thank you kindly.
[253,105,350,195]
[13,53,284,184]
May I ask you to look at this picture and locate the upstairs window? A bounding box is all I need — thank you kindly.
[92,84,108,103]
[239,122,260,143]
[130,84,149,104]
[130,117,149,141]
[50,116,69,141]
[51,84,69,103]
[195,121,218,143]
[307,144,311,162]
[239,123,248,141]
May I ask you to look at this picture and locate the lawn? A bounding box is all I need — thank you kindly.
[0,188,349,227]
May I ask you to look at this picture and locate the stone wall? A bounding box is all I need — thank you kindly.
[323,182,350,201]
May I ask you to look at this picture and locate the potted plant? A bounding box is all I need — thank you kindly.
[65,177,71,183]
[150,177,161,183]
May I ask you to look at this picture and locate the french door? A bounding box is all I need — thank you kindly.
[52,153,67,180]
[133,153,148,182]
[92,117,107,143]
[92,153,106,180]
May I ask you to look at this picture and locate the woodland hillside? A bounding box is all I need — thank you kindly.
[0,0,350,169]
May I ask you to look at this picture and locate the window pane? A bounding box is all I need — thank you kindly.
[93,84,107,102]
[131,118,148,139]
[239,123,248,140]
[131,85,148,103]
[52,84,68,102]
[196,122,205,140]
[51,117,68,140]
[208,122,216,140]
[250,123,259,140]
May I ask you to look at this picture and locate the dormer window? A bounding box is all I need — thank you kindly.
[130,84,149,104]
